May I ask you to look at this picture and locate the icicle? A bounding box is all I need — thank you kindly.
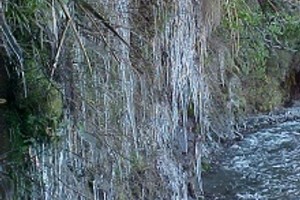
[219,50,225,86]
[23,0,216,199]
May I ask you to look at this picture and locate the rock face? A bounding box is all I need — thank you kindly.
[13,0,213,199]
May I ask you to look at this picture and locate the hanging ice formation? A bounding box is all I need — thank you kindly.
[20,0,223,199]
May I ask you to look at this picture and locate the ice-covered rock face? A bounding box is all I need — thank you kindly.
[17,0,219,199]
[204,119,300,199]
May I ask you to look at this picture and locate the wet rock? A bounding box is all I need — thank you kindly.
[237,107,300,135]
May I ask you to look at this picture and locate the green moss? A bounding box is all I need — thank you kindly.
[45,87,63,119]
[201,161,211,172]
[12,70,62,139]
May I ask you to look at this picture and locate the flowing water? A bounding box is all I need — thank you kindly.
[204,108,300,199]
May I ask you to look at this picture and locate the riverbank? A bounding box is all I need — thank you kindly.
[237,101,300,136]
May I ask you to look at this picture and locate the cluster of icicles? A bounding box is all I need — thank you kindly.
[16,0,222,199]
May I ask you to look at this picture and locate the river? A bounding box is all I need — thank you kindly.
[204,107,300,199]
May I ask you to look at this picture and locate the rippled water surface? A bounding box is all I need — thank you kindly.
[204,120,300,199]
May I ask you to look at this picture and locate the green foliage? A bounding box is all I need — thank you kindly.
[4,0,63,140]
[219,0,300,113]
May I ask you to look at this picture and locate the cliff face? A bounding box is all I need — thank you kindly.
[1,0,300,199]
[2,0,221,199]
